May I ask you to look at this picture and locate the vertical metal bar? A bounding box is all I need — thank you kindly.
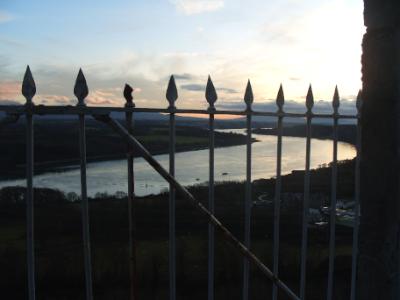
[169,112,176,300]
[26,108,35,300]
[350,95,362,300]
[205,76,217,300]
[300,115,311,299]
[242,81,253,300]
[327,116,338,300]
[22,66,36,300]
[126,109,138,300]
[124,84,137,300]
[242,111,252,300]
[208,112,215,300]
[74,69,93,300]
[79,113,94,300]
[300,86,314,300]
[272,113,283,300]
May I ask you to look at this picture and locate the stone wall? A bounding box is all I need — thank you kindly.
[358,1,400,299]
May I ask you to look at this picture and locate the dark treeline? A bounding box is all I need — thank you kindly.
[0,119,252,179]
[0,159,356,299]
[253,124,357,145]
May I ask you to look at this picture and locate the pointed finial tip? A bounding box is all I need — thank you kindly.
[74,68,89,103]
[22,65,36,101]
[306,84,314,110]
[333,86,340,109]
[124,83,134,105]
[166,75,178,106]
[206,75,217,106]
[244,80,254,108]
[276,84,285,109]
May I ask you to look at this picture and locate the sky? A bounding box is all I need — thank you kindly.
[0,0,365,110]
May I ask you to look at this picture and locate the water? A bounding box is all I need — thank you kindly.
[0,129,356,197]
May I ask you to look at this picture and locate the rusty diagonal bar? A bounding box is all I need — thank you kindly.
[94,114,301,300]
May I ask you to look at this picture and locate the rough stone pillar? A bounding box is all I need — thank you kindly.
[358,0,400,299]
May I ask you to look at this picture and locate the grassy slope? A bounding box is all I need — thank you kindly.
[0,120,251,179]
[0,159,355,299]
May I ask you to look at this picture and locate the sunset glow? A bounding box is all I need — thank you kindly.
[0,0,364,108]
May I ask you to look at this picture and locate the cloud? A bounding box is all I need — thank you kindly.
[86,88,124,106]
[181,83,204,91]
[181,83,238,94]
[217,87,238,94]
[170,0,224,15]
[0,99,20,105]
[0,81,20,100]
[0,11,13,23]
[40,95,74,105]
[173,73,194,80]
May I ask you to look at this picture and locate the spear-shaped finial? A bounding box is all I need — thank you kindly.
[166,75,178,109]
[205,75,217,110]
[124,84,135,107]
[244,79,253,111]
[306,84,314,113]
[356,89,362,112]
[74,68,89,105]
[22,65,36,104]
[332,85,340,113]
[276,84,284,112]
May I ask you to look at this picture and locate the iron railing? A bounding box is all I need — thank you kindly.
[0,66,362,300]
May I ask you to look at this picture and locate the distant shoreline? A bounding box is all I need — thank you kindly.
[0,139,258,181]
[0,124,357,182]
[252,124,357,146]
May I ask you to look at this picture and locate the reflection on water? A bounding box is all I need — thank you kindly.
[0,129,356,196]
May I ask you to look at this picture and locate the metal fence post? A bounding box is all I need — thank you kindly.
[242,80,253,300]
[272,84,284,300]
[166,76,178,300]
[124,84,138,300]
[327,86,340,300]
[74,69,94,300]
[300,85,314,300]
[22,65,36,300]
[205,76,217,300]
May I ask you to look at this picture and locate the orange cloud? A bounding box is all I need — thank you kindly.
[86,88,124,106]
[39,95,72,105]
[0,81,20,100]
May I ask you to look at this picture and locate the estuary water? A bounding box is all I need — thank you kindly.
[0,129,356,197]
